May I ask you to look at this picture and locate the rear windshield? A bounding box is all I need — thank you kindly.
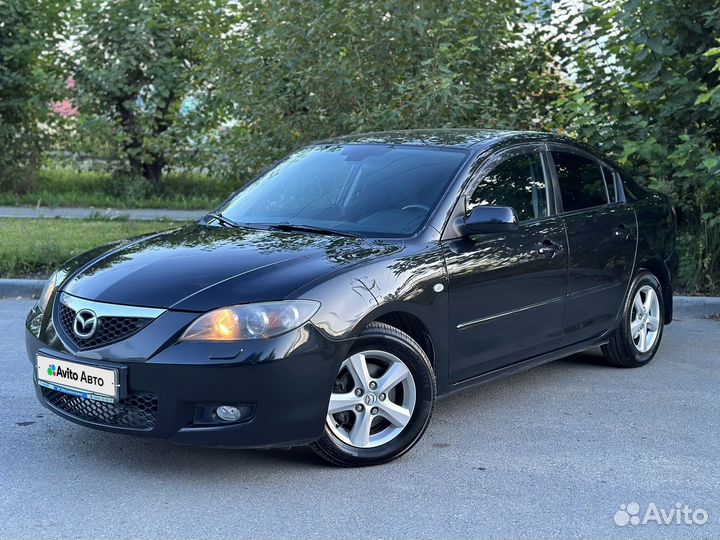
[219,144,468,238]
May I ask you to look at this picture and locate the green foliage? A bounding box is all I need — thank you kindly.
[0,0,67,192]
[69,0,229,188]
[198,0,563,178]
[0,218,180,277]
[3,0,719,292]
[547,0,720,293]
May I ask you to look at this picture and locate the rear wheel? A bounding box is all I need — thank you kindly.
[311,322,435,467]
[602,270,664,368]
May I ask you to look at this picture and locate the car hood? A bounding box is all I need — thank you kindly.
[62,224,401,311]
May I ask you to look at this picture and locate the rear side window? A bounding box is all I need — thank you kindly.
[552,151,608,212]
[602,165,619,202]
[618,169,640,202]
[467,152,548,222]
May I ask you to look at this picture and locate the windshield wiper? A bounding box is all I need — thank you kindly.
[266,223,358,238]
[204,212,241,228]
[205,215,357,237]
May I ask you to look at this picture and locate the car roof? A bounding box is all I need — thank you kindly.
[312,129,640,197]
[316,128,579,152]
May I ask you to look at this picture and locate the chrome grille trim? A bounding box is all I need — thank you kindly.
[59,292,166,319]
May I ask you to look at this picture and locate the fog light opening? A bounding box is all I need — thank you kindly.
[193,403,254,425]
[215,405,244,422]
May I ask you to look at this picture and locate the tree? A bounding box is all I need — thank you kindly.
[0,0,67,191]
[547,0,720,292]
[203,0,559,177]
[70,0,227,190]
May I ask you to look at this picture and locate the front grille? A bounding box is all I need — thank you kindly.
[58,304,152,350]
[42,387,158,431]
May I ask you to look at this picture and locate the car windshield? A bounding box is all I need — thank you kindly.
[216,144,468,238]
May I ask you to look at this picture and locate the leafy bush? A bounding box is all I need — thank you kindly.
[546,0,720,293]
[198,0,554,178]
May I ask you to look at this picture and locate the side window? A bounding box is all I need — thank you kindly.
[552,151,608,212]
[602,165,619,202]
[467,152,548,222]
[618,168,640,202]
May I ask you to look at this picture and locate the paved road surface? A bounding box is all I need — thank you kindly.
[0,205,203,221]
[1,299,718,539]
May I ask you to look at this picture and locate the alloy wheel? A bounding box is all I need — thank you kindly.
[326,350,416,449]
[629,284,661,353]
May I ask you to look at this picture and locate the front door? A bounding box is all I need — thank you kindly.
[443,147,568,383]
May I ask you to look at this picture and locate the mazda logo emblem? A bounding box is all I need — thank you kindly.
[73,309,98,339]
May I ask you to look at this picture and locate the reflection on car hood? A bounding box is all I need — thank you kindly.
[62,224,402,311]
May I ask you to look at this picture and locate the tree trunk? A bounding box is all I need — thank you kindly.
[115,95,164,192]
[143,157,165,193]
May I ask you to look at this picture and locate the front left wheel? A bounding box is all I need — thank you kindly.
[311,322,436,467]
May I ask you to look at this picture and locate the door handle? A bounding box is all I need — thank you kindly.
[538,239,562,258]
[613,224,630,241]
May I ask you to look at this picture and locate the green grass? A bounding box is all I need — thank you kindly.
[0,218,183,278]
[0,168,240,210]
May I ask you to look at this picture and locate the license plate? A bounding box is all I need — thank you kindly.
[36,355,118,403]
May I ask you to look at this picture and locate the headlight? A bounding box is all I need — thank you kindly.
[37,270,66,312]
[179,300,321,341]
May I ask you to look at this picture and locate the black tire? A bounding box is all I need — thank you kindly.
[602,270,665,368]
[311,322,436,467]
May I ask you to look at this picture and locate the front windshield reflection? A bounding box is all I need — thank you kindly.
[218,144,468,238]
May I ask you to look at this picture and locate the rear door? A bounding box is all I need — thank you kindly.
[442,145,568,383]
[546,145,637,345]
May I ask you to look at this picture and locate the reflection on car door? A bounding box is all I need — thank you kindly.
[442,147,568,383]
[547,147,637,345]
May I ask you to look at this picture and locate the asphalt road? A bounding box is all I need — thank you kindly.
[1,298,718,539]
[0,205,203,221]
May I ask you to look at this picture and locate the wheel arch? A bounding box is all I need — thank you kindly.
[372,311,436,368]
[327,296,451,394]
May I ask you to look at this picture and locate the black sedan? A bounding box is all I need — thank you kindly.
[25,129,677,466]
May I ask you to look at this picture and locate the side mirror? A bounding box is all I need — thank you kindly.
[460,205,519,235]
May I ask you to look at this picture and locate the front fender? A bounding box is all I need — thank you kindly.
[301,242,451,391]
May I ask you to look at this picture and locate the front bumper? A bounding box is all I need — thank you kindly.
[26,320,348,448]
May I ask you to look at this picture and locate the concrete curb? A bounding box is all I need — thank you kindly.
[673,296,720,319]
[0,279,46,299]
[1,278,719,318]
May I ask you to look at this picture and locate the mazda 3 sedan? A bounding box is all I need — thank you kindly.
[26,129,677,466]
